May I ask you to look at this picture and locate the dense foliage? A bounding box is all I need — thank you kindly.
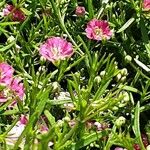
[0,0,150,149]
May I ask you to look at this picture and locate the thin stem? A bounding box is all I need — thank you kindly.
[50,0,84,55]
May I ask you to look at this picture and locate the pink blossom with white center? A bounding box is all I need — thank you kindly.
[3,4,26,22]
[75,6,85,16]
[10,78,24,100]
[143,0,150,10]
[85,19,113,41]
[0,63,14,86]
[40,37,74,63]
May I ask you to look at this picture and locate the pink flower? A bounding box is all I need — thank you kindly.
[3,4,26,22]
[40,37,73,63]
[0,63,24,104]
[0,78,24,104]
[75,6,85,16]
[114,147,124,150]
[6,115,27,147]
[10,78,24,100]
[85,19,113,41]
[143,0,150,10]
[3,4,14,16]
[0,63,14,86]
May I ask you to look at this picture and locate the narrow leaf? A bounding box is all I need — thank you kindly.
[117,18,135,33]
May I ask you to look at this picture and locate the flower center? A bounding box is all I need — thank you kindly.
[94,28,103,36]
[52,47,59,56]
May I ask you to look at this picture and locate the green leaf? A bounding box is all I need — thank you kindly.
[72,130,108,149]
[44,110,55,127]
[20,8,32,15]
[117,18,135,33]
[88,0,94,19]
[118,85,139,93]
[47,99,72,105]
[134,58,150,72]
[39,0,48,8]
[0,22,20,26]
[13,89,50,150]
[0,41,15,52]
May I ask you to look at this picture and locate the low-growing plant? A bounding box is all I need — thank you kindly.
[0,0,149,150]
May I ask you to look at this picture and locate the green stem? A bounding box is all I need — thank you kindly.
[50,0,84,55]
[87,0,94,19]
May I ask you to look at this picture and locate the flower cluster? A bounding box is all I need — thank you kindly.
[0,62,24,104]
[39,20,112,63]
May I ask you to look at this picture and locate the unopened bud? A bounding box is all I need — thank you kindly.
[116,73,122,81]
[125,55,132,62]
[115,116,126,127]
[57,120,64,127]
[63,116,70,122]
[94,76,101,84]
[112,106,119,111]
[52,82,60,93]
[100,70,106,77]
[7,36,15,43]
[75,6,85,16]
[121,68,128,76]
[74,72,80,78]
[123,92,130,102]
[120,76,126,82]
[40,56,46,64]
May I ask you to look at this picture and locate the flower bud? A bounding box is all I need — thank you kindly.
[116,73,122,81]
[125,55,132,62]
[63,116,70,122]
[123,92,130,102]
[112,106,119,111]
[94,76,101,84]
[68,120,76,128]
[52,82,60,93]
[102,0,109,4]
[115,116,126,127]
[7,36,15,43]
[120,76,126,82]
[40,56,46,64]
[64,103,75,112]
[119,103,126,108]
[75,6,85,16]
[57,120,64,127]
[94,122,102,131]
[74,72,80,79]
[100,70,106,77]
[121,68,128,76]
